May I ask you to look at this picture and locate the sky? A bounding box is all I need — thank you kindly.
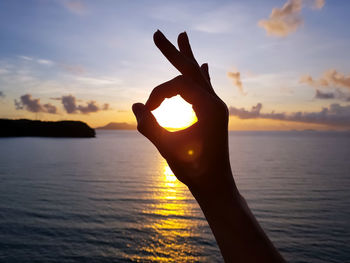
[0,0,350,130]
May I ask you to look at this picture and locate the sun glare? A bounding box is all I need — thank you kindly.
[151,95,197,131]
[164,165,177,183]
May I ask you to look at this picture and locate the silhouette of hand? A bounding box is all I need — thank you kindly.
[133,30,235,195]
[132,31,285,263]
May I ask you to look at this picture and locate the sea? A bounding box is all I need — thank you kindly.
[0,130,349,263]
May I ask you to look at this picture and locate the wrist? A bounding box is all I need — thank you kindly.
[188,168,241,209]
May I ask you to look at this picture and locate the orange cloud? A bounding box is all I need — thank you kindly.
[258,0,325,37]
[227,71,246,95]
[323,70,350,90]
[313,0,326,9]
[300,69,350,100]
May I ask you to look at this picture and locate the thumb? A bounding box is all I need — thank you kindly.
[132,103,167,149]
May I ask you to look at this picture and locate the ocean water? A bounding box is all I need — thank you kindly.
[0,130,349,263]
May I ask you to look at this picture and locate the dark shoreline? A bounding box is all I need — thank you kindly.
[0,119,95,138]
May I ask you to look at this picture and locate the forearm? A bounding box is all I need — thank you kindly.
[189,171,284,263]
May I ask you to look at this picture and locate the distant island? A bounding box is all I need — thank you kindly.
[0,119,95,138]
[96,122,136,130]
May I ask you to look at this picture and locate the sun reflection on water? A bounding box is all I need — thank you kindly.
[128,161,204,262]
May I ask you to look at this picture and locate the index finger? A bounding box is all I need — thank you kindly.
[145,75,213,119]
[154,30,211,91]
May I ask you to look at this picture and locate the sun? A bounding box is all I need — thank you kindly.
[151,95,198,131]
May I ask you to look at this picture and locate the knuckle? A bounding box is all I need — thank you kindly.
[151,86,161,97]
[174,75,186,85]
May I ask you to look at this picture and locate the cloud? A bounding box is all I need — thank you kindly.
[300,69,350,100]
[229,102,350,127]
[315,89,334,99]
[18,56,33,61]
[102,103,109,110]
[0,91,4,98]
[300,70,350,89]
[313,0,325,9]
[14,94,57,114]
[258,0,324,37]
[63,0,87,15]
[77,101,99,114]
[335,90,350,102]
[15,94,109,115]
[229,103,262,119]
[323,70,350,90]
[227,71,246,95]
[58,95,109,114]
[18,56,54,66]
[14,100,23,110]
[300,74,316,86]
[43,103,57,114]
[37,59,54,66]
[61,95,77,113]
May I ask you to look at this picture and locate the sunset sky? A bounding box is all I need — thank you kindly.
[1,0,350,130]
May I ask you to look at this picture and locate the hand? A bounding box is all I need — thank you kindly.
[132,30,236,196]
[132,30,284,263]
